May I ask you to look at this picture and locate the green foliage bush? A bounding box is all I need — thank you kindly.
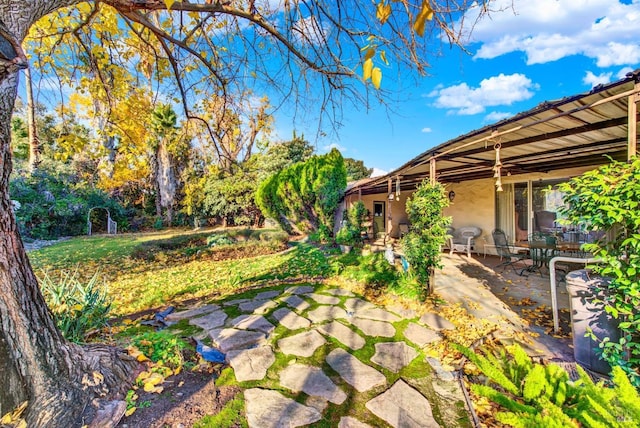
[558,157,640,386]
[458,343,640,427]
[132,331,186,369]
[206,233,236,247]
[401,181,451,298]
[40,270,112,343]
[336,200,368,246]
[255,148,347,238]
[10,163,127,239]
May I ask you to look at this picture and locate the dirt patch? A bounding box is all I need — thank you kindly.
[121,370,242,428]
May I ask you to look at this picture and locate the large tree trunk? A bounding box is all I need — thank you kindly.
[0,4,137,426]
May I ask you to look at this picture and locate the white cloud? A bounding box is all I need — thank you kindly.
[293,16,328,45]
[583,71,613,87]
[617,66,635,79]
[484,111,513,123]
[421,127,432,133]
[371,167,388,177]
[461,0,640,67]
[428,73,537,115]
[323,142,346,152]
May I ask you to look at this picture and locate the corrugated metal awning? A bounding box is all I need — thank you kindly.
[348,69,640,196]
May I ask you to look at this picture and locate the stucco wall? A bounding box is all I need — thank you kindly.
[442,179,495,254]
[344,164,603,249]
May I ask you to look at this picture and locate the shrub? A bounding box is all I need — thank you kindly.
[401,181,451,299]
[10,164,126,239]
[206,233,236,247]
[40,270,112,343]
[558,157,640,386]
[256,148,346,237]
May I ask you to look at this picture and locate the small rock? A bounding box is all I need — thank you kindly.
[164,304,219,322]
[188,310,228,331]
[227,346,276,382]
[307,306,349,323]
[306,293,341,305]
[272,307,311,330]
[322,288,355,297]
[280,295,311,312]
[285,285,315,295]
[209,328,266,353]
[280,363,347,404]
[339,416,374,428]
[317,321,365,350]
[231,314,276,334]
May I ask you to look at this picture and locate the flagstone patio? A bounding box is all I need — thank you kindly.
[166,251,575,427]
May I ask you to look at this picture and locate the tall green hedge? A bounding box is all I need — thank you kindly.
[256,148,346,236]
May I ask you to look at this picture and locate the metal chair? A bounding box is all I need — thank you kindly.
[492,229,530,274]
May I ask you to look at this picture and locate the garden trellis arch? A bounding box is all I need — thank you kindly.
[87,207,117,235]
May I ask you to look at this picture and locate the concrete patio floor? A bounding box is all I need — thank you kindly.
[434,253,575,362]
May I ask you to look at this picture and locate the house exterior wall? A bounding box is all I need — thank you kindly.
[343,164,603,249]
[443,179,495,254]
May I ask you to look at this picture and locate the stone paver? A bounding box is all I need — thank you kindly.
[281,295,311,312]
[389,305,418,319]
[426,357,456,382]
[188,310,228,330]
[353,307,401,323]
[244,388,322,428]
[323,288,355,297]
[209,328,266,353]
[255,290,281,300]
[222,298,249,306]
[365,380,440,428]
[279,363,347,404]
[307,293,341,305]
[307,306,349,323]
[371,342,418,373]
[419,312,455,331]
[326,348,386,392]
[343,298,376,312]
[231,314,275,335]
[277,330,326,357]
[227,346,275,382]
[285,285,315,295]
[239,299,278,314]
[349,317,396,338]
[317,321,365,350]
[165,304,220,322]
[403,322,441,347]
[272,307,311,330]
[339,417,374,428]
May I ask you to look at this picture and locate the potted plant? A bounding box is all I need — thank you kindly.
[335,224,357,253]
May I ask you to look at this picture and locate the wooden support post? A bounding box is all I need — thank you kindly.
[429,158,436,184]
[629,83,639,160]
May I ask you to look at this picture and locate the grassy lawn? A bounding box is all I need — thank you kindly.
[29,228,332,316]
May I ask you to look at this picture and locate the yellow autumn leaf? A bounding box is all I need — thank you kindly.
[379,50,389,65]
[0,414,12,424]
[125,407,136,417]
[164,0,176,10]
[362,58,373,81]
[371,67,382,89]
[72,304,84,311]
[413,0,434,37]
[143,382,157,392]
[376,2,392,25]
[136,354,149,362]
[122,318,133,325]
[173,366,182,376]
[16,420,27,428]
[146,372,164,386]
[364,47,376,61]
[136,371,151,382]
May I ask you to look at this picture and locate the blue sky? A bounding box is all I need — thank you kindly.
[285,0,640,176]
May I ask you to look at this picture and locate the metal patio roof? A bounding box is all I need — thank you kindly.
[348,69,640,196]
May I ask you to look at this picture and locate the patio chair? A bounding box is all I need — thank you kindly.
[449,226,482,258]
[492,229,530,274]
